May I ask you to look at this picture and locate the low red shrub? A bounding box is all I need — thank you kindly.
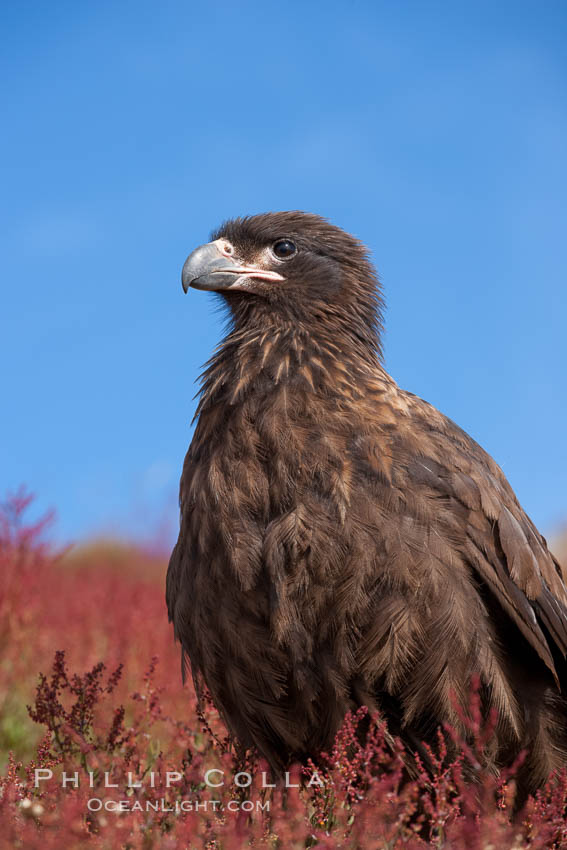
[1,493,566,848]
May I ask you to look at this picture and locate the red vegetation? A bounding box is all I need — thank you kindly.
[1,492,567,848]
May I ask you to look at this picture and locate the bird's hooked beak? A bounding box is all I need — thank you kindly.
[181,240,285,293]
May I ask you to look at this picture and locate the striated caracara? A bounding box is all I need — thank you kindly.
[166,211,567,796]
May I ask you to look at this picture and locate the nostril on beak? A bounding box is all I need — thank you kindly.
[218,240,234,257]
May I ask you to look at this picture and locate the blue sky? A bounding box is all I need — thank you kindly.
[1,0,566,546]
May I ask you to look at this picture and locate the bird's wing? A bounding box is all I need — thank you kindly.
[373,384,567,683]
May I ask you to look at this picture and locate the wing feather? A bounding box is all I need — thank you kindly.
[400,392,567,681]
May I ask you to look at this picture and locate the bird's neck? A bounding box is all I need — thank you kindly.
[195,312,386,418]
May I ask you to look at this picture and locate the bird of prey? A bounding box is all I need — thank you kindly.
[167,211,567,797]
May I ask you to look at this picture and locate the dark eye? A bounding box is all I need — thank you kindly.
[272,239,297,259]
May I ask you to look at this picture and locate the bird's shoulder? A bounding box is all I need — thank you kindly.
[358,375,567,676]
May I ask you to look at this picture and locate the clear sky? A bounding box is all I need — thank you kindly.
[1,0,566,546]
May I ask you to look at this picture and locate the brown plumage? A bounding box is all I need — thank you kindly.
[166,211,567,796]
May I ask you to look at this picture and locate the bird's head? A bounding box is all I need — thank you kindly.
[181,211,384,354]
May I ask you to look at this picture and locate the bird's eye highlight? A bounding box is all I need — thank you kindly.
[272,239,297,259]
